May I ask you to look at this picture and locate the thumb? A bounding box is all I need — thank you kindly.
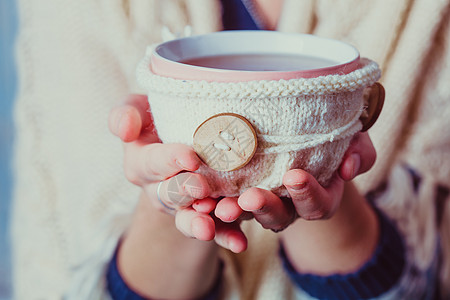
[283,169,344,220]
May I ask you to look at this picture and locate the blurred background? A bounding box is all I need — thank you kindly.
[0,0,17,299]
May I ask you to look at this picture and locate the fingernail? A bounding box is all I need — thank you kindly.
[191,217,203,238]
[351,153,361,179]
[175,159,189,170]
[117,116,126,137]
[228,240,238,253]
[288,182,306,191]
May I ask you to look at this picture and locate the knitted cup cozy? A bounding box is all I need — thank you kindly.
[137,50,381,197]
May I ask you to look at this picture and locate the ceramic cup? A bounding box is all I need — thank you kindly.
[150,30,360,81]
[137,30,382,198]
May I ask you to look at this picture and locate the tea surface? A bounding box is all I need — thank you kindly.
[180,53,337,71]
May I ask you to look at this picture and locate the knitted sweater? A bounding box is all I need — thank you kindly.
[12,0,450,299]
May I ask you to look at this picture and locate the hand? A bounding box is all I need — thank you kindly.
[108,94,248,252]
[214,132,377,231]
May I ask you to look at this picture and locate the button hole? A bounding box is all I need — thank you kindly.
[219,131,235,140]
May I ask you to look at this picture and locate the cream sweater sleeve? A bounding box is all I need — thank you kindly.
[12,1,150,298]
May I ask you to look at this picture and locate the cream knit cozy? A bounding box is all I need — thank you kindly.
[138,51,381,197]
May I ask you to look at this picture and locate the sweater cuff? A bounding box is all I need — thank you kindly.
[106,247,224,300]
[280,205,406,300]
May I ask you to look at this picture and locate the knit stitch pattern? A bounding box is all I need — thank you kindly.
[137,53,381,197]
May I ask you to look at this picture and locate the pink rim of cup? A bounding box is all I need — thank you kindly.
[150,30,360,82]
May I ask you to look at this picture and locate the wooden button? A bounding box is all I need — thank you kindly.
[193,113,257,171]
[361,82,385,132]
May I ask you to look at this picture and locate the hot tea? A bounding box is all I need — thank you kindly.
[180,53,337,72]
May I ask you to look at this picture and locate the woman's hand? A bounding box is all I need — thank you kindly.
[214,132,377,232]
[108,94,249,298]
[108,94,247,252]
[212,132,379,276]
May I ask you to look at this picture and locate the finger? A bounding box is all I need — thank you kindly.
[354,133,376,175]
[238,188,295,232]
[214,197,243,223]
[164,172,211,208]
[339,153,361,182]
[109,94,153,142]
[283,169,344,220]
[144,173,210,213]
[192,198,217,214]
[124,143,202,185]
[175,208,215,241]
[145,172,211,211]
[339,132,376,181]
[214,221,248,253]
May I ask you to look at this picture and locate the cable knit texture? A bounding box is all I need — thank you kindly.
[12,0,450,299]
[138,52,380,196]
